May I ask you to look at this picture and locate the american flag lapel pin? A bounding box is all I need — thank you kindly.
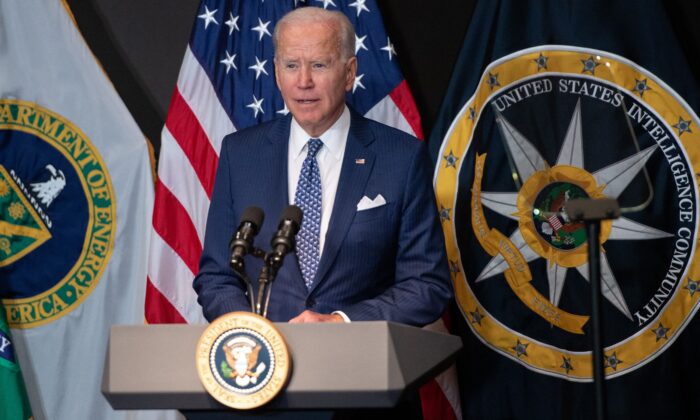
[355,158,365,165]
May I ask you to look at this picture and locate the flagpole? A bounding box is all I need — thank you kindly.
[566,198,621,420]
[585,219,606,420]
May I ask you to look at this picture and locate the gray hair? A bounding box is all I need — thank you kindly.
[273,7,355,61]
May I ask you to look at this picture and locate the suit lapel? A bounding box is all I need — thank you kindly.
[264,116,305,286]
[310,112,375,294]
[264,116,291,214]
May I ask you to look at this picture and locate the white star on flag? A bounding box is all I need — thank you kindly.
[220,51,237,73]
[349,0,370,17]
[316,0,336,9]
[251,18,271,41]
[277,104,290,115]
[355,34,368,54]
[247,95,264,117]
[381,37,396,60]
[353,73,366,93]
[248,56,269,79]
[198,6,218,29]
[225,13,240,35]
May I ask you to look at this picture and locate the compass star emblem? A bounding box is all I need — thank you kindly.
[437,46,700,380]
[475,99,672,321]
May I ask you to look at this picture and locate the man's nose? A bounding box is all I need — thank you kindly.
[297,66,314,88]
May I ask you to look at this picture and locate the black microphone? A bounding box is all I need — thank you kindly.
[269,205,303,268]
[230,206,264,271]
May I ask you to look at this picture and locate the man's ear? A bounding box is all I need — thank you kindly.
[345,56,358,92]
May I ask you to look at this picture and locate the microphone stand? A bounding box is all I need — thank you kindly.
[232,246,288,318]
[256,262,276,318]
[257,250,287,318]
[256,205,301,318]
[231,247,266,314]
[565,198,620,420]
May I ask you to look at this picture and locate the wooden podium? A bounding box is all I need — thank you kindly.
[102,322,461,417]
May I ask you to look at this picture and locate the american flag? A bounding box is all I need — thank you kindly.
[548,214,563,231]
[145,1,459,418]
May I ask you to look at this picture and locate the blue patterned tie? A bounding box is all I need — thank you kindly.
[295,138,323,289]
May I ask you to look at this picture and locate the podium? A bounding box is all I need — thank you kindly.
[102,322,461,417]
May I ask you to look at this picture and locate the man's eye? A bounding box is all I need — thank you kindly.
[313,63,327,69]
[285,63,298,69]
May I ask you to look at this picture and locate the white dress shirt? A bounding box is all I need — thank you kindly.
[287,107,351,322]
[288,106,349,257]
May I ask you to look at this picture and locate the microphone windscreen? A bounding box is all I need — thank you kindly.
[240,206,265,232]
[281,205,303,229]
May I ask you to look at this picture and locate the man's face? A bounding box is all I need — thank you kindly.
[275,21,356,138]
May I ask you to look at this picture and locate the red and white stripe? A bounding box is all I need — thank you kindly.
[420,316,462,420]
[366,79,425,140]
[146,46,235,324]
[548,214,563,231]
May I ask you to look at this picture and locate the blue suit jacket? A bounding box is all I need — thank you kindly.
[194,110,452,326]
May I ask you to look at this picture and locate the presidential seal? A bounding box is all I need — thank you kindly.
[196,311,291,409]
[0,100,115,329]
[435,46,700,380]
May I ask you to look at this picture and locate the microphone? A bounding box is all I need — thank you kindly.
[256,205,302,317]
[563,198,620,222]
[269,205,303,268]
[230,206,265,271]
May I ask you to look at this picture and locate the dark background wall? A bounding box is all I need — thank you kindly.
[65,0,699,154]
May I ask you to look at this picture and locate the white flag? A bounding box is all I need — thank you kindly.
[0,1,155,419]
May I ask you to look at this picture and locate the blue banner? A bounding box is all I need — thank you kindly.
[430,1,700,418]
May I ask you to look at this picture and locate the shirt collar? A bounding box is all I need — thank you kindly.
[290,106,350,161]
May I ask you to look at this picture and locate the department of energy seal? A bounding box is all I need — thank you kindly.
[196,312,291,409]
[434,46,700,380]
[0,100,115,329]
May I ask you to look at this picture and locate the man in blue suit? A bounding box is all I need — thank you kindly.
[194,7,451,326]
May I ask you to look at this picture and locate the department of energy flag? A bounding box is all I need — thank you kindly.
[146,0,458,418]
[1,303,32,420]
[430,0,700,419]
[0,1,154,419]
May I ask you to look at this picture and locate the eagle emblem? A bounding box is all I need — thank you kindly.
[222,336,266,387]
[197,312,291,409]
[30,164,66,207]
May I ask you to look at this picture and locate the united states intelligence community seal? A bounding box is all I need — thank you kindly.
[434,46,700,380]
[0,99,115,328]
[196,312,291,409]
